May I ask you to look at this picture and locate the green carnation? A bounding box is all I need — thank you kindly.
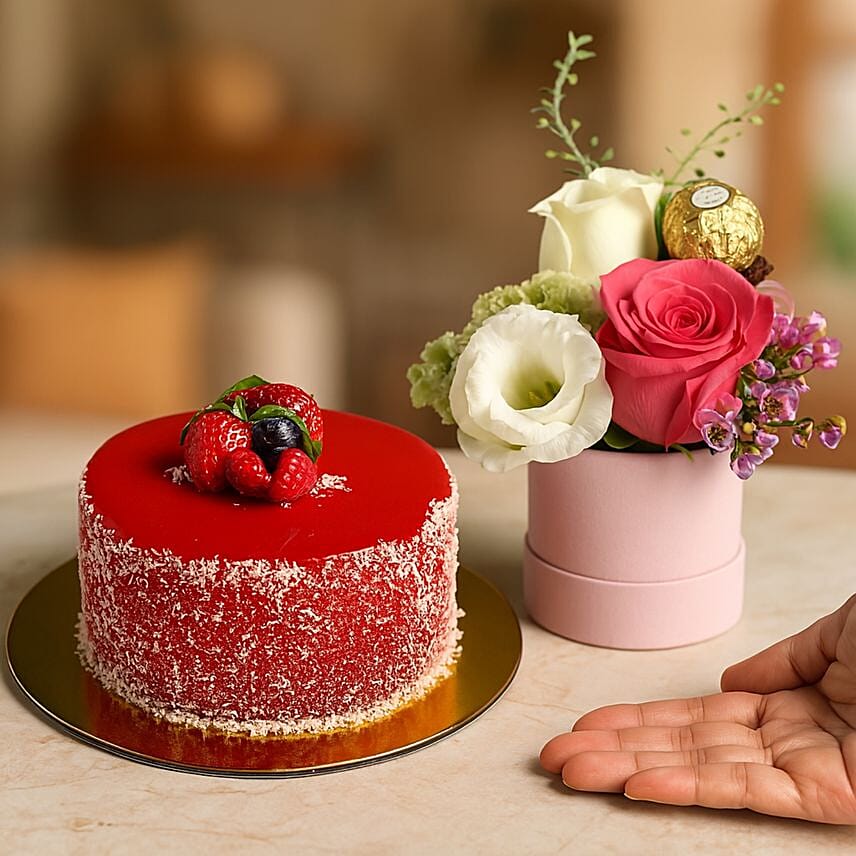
[521,270,605,330]
[407,271,603,425]
[406,331,462,425]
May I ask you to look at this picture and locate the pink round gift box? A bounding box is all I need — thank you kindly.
[524,448,745,649]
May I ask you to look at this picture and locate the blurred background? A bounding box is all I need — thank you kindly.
[1,0,855,491]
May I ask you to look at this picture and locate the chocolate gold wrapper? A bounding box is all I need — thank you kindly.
[662,180,764,270]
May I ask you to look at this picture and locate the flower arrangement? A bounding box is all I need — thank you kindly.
[408,32,845,478]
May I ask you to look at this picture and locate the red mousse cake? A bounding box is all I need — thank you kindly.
[77,381,460,735]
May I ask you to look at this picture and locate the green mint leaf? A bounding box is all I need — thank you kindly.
[249,404,295,421]
[215,374,270,402]
[233,395,248,421]
[179,413,197,446]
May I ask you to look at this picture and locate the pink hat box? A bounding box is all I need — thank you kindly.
[523,448,745,649]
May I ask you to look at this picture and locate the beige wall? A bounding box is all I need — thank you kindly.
[616,0,772,198]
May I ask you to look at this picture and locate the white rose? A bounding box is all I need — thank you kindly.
[449,304,613,472]
[529,167,663,281]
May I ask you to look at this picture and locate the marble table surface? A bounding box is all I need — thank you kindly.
[2,451,855,854]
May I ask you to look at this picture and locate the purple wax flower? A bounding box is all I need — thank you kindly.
[791,419,813,449]
[731,450,764,480]
[752,358,776,380]
[759,382,800,423]
[819,426,842,449]
[755,429,779,450]
[812,337,842,370]
[768,314,786,346]
[694,393,743,453]
[818,416,847,450]
[798,311,827,342]
[698,411,737,452]
[789,346,813,372]
[779,376,810,394]
[770,314,801,349]
[748,380,768,401]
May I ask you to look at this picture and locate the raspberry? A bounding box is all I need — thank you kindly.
[231,383,323,442]
[225,448,272,497]
[183,412,251,492]
[268,448,318,503]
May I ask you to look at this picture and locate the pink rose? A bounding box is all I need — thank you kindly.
[595,258,774,447]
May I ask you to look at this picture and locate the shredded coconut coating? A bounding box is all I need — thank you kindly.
[77,469,461,735]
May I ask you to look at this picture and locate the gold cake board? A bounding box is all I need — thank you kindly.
[5,561,521,777]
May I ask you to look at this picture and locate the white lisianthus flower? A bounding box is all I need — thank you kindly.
[449,304,613,472]
[529,167,663,281]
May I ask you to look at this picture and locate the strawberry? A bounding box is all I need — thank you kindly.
[183,412,251,492]
[268,448,318,503]
[225,447,272,497]
[229,383,323,442]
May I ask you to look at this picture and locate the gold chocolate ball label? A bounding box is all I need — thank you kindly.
[662,180,764,270]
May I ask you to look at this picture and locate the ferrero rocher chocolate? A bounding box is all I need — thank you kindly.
[662,180,764,270]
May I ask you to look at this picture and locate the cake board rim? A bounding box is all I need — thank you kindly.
[5,559,521,778]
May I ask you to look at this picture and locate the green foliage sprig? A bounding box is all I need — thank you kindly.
[532,32,613,176]
[662,83,785,186]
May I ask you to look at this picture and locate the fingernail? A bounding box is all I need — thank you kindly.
[625,792,665,804]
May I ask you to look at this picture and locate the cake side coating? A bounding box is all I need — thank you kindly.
[77,411,461,735]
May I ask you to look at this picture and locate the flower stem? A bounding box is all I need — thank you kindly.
[549,49,594,175]
[533,33,610,176]
[663,83,784,186]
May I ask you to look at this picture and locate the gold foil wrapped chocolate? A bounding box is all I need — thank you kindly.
[662,180,764,270]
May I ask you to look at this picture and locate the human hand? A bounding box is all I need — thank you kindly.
[540,595,856,824]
